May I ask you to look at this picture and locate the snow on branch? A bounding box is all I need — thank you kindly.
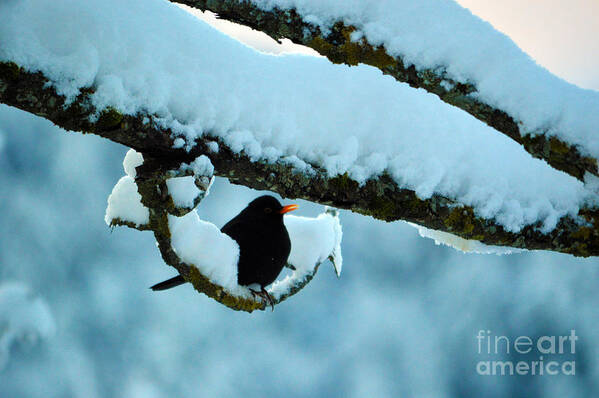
[105,150,342,312]
[1,61,599,257]
[175,0,599,182]
[3,51,599,258]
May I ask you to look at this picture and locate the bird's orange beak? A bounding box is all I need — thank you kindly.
[280,204,299,214]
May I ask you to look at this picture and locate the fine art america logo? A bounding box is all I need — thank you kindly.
[476,330,577,376]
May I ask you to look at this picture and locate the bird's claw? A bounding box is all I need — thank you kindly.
[250,287,275,311]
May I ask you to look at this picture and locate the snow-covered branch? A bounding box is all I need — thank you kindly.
[2,0,599,262]
[1,61,598,257]
[174,0,599,182]
[105,150,342,312]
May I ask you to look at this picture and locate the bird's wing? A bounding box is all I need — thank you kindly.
[221,217,251,244]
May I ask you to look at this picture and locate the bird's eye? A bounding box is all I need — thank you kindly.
[264,207,272,214]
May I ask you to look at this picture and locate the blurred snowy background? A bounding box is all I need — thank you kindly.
[1,1,599,397]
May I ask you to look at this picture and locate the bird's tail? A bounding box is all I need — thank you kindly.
[150,275,186,291]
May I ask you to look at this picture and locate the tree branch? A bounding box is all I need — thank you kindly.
[107,153,339,312]
[2,61,598,257]
[172,0,597,182]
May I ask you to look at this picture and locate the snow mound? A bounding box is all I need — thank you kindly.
[105,176,149,227]
[270,208,343,299]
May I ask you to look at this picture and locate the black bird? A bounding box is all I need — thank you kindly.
[150,195,298,309]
